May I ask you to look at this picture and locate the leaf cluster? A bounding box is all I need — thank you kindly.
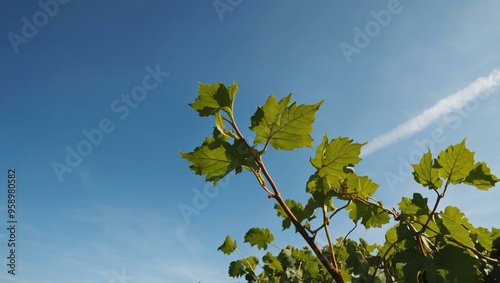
[180,82,500,283]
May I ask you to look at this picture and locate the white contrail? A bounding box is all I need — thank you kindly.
[361,69,500,157]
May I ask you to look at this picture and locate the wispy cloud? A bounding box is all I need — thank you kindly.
[362,69,500,157]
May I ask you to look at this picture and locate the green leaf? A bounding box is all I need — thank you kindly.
[179,137,238,185]
[436,139,475,184]
[215,112,238,140]
[310,133,329,169]
[346,241,369,275]
[274,203,291,230]
[393,249,425,283]
[305,174,336,212]
[278,246,297,267]
[411,149,443,189]
[231,138,260,173]
[491,227,500,245]
[397,193,441,235]
[262,252,283,274]
[228,256,259,279]
[218,235,237,255]
[244,256,259,271]
[190,81,238,117]
[398,193,430,216]
[250,94,323,150]
[244,227,274,250]
[440,206,475,247]
[345,175,379,199]
[228,260,246,277]
[380,224,419,263]
[347,201,390,229]
[432,245,482,282]
[464,161,499,190]
[472,226,492,251]
[274,199,317,231]
[310,136,365,185]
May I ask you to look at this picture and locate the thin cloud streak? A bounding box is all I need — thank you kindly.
[362,69,500,157]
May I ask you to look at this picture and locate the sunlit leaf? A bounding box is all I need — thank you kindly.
[218,235,237,255]
[464,162,499,190]
[441,206,475,247]
[228,260,246,277]
[412,149,443,189]
[436,139,475,184]
[215,112,238,140]
[179,137,238,185]
[263,252,283,273]
[347,201,390,228]
[228,256,259,278]
[190,81,238,117]
[310,137,365,184]
[345,175,379,199]
[250,94,322,150]
[244,227,274,250]
[398,193,430,216]
[472,226,492,251]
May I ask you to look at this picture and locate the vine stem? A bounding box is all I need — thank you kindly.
[229,118,345,283]
[322,204,339,271]
[312,202,350,234]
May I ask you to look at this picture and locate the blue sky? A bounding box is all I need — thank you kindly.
[1,1,499,282]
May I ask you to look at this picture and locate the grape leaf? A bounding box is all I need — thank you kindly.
[310,136,365,185]
[398,193,430,216]
[305,174,335,212]
[244,227,274,250]
[412,149,443,189]
[228,256,259,278]
[347,201,390,228]
[379,224,412,259]
[398,194,442,236]
[190,81,238,117]
[491,228,500,245]
[215,112,238,140]
[218,235,237,255]
[346,241,369,275]
[440,206,475,247]
[250,94,323,150]
[472,226,492,251]
[436,139,475,184]
[464,161,499,190]
[345,175,379,199]
[244,256,259,270]
[262,252,283,273]
[228,260,246,277]
[179,136,238,185]
[310,133,329,169]
[274,199,317,231]
[393,249,424,283]
[433,245,482,282]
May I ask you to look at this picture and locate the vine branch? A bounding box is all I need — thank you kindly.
[229,118,345,283]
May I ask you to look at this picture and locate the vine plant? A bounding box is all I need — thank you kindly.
[180,82,500,282]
